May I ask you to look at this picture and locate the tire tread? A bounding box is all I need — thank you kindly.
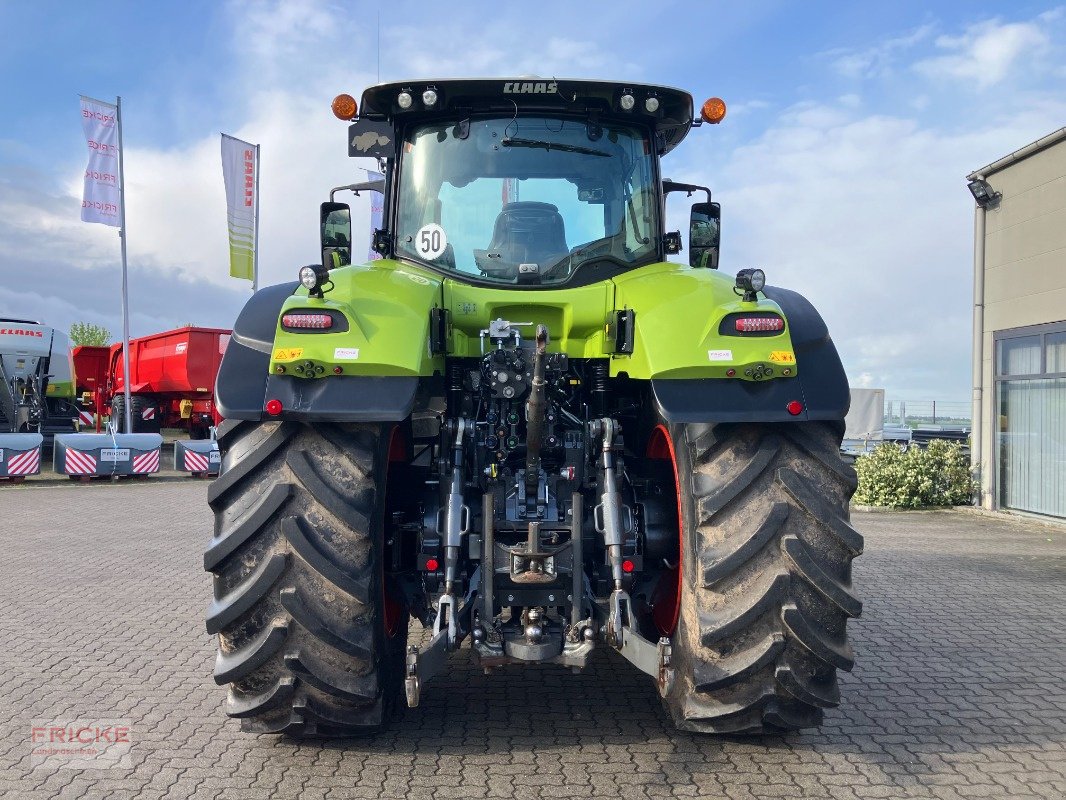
[666,421,862,734]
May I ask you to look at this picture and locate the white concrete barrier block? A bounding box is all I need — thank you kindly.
[174,440,221,476]
[0,433,44,478]
[53,433,163,478]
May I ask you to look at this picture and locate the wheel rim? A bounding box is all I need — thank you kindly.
[646,424,682,636]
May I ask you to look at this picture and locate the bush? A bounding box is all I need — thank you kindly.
[69,322,111,347]
[853,439,974,508]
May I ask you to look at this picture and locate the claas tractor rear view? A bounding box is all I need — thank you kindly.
[204,79,863,736]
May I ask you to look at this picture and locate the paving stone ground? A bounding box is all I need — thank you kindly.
[0,480,1064,799]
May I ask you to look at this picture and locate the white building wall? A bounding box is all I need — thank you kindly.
[975,137,1066,511]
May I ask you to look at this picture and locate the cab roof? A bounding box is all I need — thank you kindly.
[359,78,696,154]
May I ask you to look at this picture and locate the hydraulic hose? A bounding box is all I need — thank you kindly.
[524,324,549,494]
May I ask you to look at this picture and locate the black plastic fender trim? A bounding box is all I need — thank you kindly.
[262,375,418,422]
[652,377,809,423]
[214,282,300,421]
[651,353,848,424]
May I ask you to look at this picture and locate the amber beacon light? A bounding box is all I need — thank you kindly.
[331,93,358,121]
[700,97,727,124]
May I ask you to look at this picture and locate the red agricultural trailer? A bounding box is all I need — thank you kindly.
[72,344,110,430]
[74,327,230,437]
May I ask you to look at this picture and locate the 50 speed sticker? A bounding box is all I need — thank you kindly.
[768,351,796,364]
[415,223,447,259]
[273,347,304,362]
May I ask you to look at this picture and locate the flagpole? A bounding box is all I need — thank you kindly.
[116,95,132,434]
[252,143,260,293]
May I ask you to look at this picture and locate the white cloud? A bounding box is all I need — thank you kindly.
[915,18,1051,88]
[237,0,338,72]
[388,24,642,81]
[824,24,934,79]
[726,99,771,118]
[46,3,641,294]
[674,94,1066,401]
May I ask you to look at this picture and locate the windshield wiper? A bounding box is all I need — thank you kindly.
[501,137,609,157]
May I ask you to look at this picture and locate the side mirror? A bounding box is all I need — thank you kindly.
[689,201,720,269]
[320,201,352,268]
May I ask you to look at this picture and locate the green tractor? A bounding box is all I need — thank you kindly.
[204,79,862,736]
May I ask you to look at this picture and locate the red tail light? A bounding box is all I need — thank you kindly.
[282,313,333,329]
[265,399,283,415]
[735,316,784,333]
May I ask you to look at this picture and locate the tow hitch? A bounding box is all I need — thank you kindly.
[606,588,674,697]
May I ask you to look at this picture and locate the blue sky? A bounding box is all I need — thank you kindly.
[1,1,1065,403]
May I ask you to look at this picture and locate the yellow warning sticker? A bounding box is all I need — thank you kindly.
[768,351,796,364]
[273,347,304,362]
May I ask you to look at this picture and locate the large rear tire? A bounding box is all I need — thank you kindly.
[204,419,408,736]
[663,420,863,733]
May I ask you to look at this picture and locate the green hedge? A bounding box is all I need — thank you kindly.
[853,439,974,508]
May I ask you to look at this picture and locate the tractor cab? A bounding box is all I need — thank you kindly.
[322,79,724,286]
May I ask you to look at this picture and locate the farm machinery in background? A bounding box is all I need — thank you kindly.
[0,319,79,478]
[74,326,230,437]
[0,319,79,436]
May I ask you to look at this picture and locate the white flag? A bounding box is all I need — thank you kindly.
[80,96,121,227]
[221,134,257,281]
[366,170,384,262]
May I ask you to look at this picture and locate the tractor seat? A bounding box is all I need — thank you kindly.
[474,201,569,277]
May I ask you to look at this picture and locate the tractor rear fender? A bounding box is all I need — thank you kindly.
[215,281,298,421]
[648,284,850,424]
[216,263,445,422]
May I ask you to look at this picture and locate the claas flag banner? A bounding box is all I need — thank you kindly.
[221,134,258,282]
[80,96,121,227]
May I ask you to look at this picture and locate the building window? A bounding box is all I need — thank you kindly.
[997,335,1040,375]
[995,321,1066,519]
[1048,331,1066,373]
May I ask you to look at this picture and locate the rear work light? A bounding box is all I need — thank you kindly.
[282,313,333,329]
[735,316,784,333]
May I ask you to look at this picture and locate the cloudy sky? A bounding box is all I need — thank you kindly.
[1,1,1064,403]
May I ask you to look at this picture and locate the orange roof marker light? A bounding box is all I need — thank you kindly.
[331,93,358,121]
[700,97,727,124]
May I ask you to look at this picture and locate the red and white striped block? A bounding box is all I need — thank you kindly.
[64,448,98,475]
[78,409,95,427]
[141,406,156,421]
[6,447,40,476]
[132,449,159,474]
[183,450,210,472]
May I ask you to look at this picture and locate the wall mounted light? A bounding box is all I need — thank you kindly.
[967,178,1001,209]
